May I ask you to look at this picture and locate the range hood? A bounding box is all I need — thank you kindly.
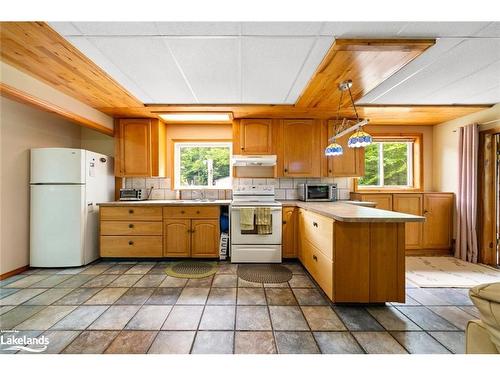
[232,155,277,167]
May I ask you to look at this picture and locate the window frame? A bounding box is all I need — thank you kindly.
[173,141,233,190]
[354,133,423,192]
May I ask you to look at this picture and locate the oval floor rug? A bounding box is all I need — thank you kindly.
[237,264,292,284]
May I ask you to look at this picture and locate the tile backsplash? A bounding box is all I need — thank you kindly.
[123,177,353,201]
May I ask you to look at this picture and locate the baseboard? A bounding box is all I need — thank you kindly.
[0,265,30,280]
[405,249,453,256]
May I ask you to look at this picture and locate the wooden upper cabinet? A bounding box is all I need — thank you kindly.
[324,121,365,177]
[422,193,454,249]
[281,119,321,177]
[393,194,423,250]
[235,119,274,155]
[115,118,166,177]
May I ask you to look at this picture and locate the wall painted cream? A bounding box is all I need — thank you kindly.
[432,103,500,194]
[0,97,114,275]
[81,127,115,156]
[365,125,434,190]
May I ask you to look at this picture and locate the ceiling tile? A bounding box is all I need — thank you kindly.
[241,22,323,36]
[320,22,408,37]
[63,22,160,36]
[398,22,490,37]
[67,36,153,102]
[155,22,241,36]
[166,37,240,103]
[86,37,195,102]
[241,37,316,103]
[286,36,334,103]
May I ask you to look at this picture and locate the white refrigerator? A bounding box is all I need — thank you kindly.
[30,148,114,267]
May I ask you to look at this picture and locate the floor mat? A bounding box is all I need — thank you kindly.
[165,261,218,279]
[237,264,292,284]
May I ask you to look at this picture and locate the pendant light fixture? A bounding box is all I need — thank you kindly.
[325,80,372,156]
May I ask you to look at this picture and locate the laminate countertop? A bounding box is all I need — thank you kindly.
[97,199,423,222]
[97,199,232,206]
[280,200,425,223]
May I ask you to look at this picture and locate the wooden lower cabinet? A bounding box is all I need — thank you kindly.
[163,219,191,257]
[351,193,393,210]
[100,236,162,257]
[282,207,298,258]
[297,208,405,303]
[100,205,220,258]
[393,194,423,250]
[191,220,220,258]
[351,192,454,254]
[422,193,454,250]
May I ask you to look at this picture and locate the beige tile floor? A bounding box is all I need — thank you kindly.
[0,260,474,354]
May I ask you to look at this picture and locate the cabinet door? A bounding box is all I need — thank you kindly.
[118,119,151,176]
[361,194,393,211]
[282,207,297,258]
[164,219,191,257]
[282,120,320,177]
[422,194,453,250]
[393,194,423,250]
[191,219,220,258]
[326,122,365,177]
[238,119,273,154]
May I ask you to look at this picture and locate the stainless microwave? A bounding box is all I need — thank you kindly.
[297,183,337,202]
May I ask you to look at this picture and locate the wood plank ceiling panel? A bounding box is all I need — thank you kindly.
[295,39,436,109]
[0,22,143,111]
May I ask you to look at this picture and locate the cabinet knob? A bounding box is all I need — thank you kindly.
[128,241,134,246]
[423,210,429,214]
[313,222,318,228]
[196,210,200,214]
[282,220,287,224]
[328,170,332,173]
[129,209,134,214]
[312,255,318,261]
[241,147,244,150]
[128,224,134,228]
[181,210,185,214]
[284,168,288,173]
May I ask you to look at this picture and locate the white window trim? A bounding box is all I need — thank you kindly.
[360,141,414,188]
[174,141,232,190]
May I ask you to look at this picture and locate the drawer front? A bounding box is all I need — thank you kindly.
[101,221,163,236]
[299,209,334,259]
[163,206,219,219]
[300,237,333,300]
[100,206,162,221]
[100,236,162,257]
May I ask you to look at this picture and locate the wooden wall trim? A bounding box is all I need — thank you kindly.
[0,265,29,280]
[0,83,114,136]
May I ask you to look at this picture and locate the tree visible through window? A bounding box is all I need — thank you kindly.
[174,142,232,189]
[359,141,413,188]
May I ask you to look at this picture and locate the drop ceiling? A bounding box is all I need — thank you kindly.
[49,22,500,105]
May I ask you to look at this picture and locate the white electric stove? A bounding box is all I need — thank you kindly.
[230,185,282,263]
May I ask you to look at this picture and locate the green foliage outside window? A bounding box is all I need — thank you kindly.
[179,146,230,187]
[359,142,410,187]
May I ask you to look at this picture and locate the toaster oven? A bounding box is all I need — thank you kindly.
[119,188,147,201]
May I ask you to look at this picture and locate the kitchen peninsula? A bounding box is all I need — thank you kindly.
[98,200,424,304]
